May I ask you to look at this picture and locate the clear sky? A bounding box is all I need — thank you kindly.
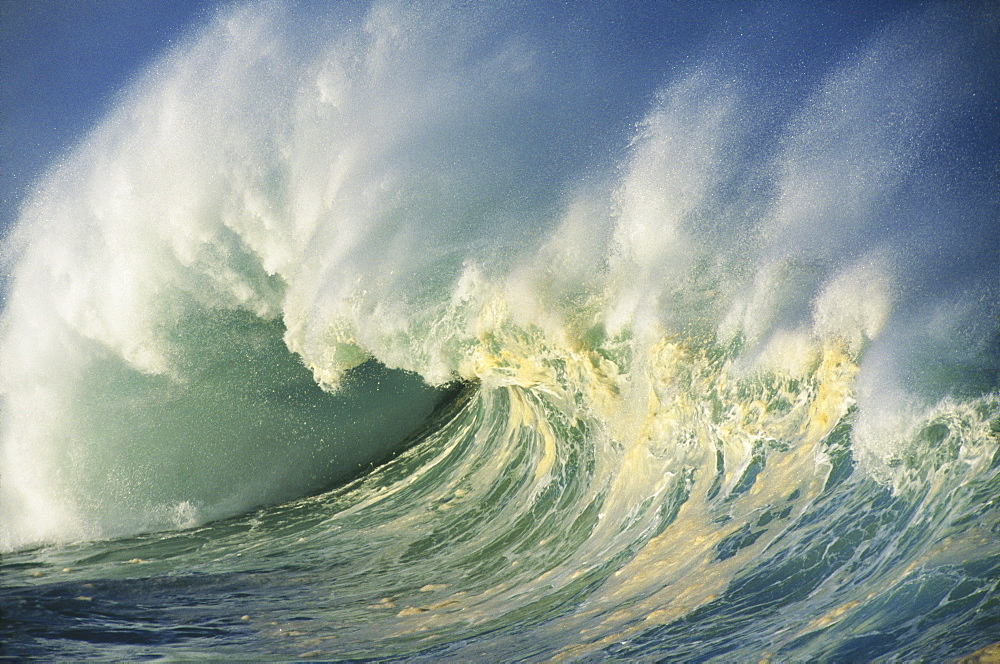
[0,0,222,233]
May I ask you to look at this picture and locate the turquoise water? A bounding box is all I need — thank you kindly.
[2,2,999,660]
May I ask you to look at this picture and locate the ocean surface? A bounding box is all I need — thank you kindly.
[2,1,999,660]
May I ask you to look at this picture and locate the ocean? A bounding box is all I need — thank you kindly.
[2,1,999,660]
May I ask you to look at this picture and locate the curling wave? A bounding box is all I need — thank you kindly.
[1,1,999,661]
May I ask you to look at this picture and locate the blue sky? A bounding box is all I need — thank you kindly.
[0,0,222,232]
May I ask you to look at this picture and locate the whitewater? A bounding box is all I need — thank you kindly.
[2,1,999,660]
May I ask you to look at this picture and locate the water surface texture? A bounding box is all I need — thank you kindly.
[2,2,999,660]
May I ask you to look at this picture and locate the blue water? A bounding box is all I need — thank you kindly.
[2,1,999,660]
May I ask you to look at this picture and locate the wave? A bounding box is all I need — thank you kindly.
[2,1,999,660]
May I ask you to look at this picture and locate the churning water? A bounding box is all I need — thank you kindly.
[2,2,999,660]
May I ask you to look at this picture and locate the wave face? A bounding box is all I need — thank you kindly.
[2,1,999,660]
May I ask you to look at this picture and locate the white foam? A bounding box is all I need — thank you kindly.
[1,0,996,550]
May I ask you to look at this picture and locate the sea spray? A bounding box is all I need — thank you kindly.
[1,1,998,661]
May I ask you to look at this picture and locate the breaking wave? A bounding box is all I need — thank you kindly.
[2,2,998,661]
